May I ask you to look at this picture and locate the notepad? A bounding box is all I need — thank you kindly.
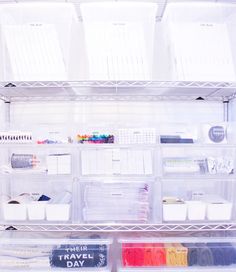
[3,24,67,80]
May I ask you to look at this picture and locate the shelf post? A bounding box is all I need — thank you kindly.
[223,99,229,122]
[4,101,10,130]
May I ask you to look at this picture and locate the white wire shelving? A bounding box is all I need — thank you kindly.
[0,81,236,102]
[1,223,236,232]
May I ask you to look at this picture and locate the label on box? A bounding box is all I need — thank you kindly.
[50,244,107,268]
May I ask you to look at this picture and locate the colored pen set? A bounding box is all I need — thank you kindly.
[77,133,114,144]
[122,242,236,267]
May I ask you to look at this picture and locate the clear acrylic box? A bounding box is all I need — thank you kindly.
[0,2,88,82]
[161,146,235,177]
[119,237,236,268]
[80,180,153,223]
[80,147,154,177]
[0,233,112,270]
[161,179,235,222]
[1,178,75,223]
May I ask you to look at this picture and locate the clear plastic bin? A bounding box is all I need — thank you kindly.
[161,147,235,176]
[0,2,88,82]
[161,179,234,222]
[1,179,74,223]
[81,180,152,223]
[119,238,236,268]
[0,235,112,270]
[80,148,153,176]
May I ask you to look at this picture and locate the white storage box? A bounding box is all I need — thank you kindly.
[3,203,27,221]
[186,201,206,221]
[46,204,71,221]
[206,201,232,221]
[27,202,46,221]
[163,203,187,221]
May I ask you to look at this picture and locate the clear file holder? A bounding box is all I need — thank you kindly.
[80,180,154,223]
[0,233,112,270]
[0,2,88,81]
[161,179,235,222]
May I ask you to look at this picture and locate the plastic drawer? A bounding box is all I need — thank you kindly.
[81,180,152,223]
[0,237,112,270]
[119,238,236,268]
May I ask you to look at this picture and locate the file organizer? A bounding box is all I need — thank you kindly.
[164,2,236,82]
[81,2,157,80]
[0,2,87,81]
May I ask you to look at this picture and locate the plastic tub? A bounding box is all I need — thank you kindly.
[0,236,112,270]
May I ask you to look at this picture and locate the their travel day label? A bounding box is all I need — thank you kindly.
[50,244,108,268]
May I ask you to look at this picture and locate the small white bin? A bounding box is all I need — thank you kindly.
[206,202,232,221]
[186,201,206,221]
[46,204,70,221]
[163,203,187,221]
[27,202,46,220]
[3,203,27,221]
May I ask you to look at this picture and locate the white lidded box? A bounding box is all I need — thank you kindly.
[163,203,187,221]
[186,201,206,221]
[46,204,71,221]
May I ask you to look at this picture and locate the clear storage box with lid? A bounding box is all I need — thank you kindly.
[0,232,112,270]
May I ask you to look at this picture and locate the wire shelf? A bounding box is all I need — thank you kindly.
[0,81,235,102]
[1,223,236,232]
